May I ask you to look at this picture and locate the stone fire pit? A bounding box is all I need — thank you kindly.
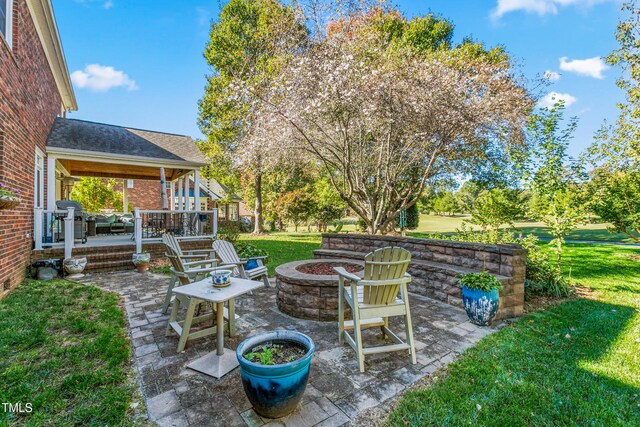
[275,259,364,321]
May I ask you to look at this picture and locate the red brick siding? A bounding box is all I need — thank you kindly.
[115,180,165,210]
[0,0,63,296]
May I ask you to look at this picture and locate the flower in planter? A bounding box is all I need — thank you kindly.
[0,182,20,199]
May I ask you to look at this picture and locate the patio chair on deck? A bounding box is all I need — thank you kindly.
[335,246,416,372]
[212,239,270,288]
[162,233,215,261]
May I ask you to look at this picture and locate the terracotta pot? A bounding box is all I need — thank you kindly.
[0,196,20,210]
[136,263,150,273]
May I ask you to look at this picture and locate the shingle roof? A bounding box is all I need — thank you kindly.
[46,118,206,165]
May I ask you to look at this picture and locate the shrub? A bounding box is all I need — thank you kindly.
[424,223,567,296]
[397,203,420,230]
[236,242,269,264]
[217,221,242,244]
[459,271,503,292]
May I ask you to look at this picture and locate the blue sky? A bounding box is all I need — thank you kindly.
[53,0,624,157]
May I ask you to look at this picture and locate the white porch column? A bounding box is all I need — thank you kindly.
[184,174,191,211]
[177,178,184,210]
[64,207,74,259]
[34,208,43,250]
[168,181,174,210]
[122,180,129,213]
[134,208,142,253]
[46,155,56,210]
[193,170,200,211]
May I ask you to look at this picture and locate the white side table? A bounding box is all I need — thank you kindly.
[169,276,263,378]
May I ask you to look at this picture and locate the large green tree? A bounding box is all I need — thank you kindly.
[583,1,640,241]
[198,0,307,233]
[69,178,123,213]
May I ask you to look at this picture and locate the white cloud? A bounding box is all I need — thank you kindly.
[71,64,138,92]
[538,91,577,108]
[544,70,561,81]
[559,56,609,79]
[492,0,614,19]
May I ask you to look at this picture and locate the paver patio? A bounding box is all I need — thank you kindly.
[79,271,502,427]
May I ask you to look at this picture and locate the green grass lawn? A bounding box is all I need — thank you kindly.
[284,214,637,243]
[386,243,640,426]
[239,232,322,275]
[0,280,137,425]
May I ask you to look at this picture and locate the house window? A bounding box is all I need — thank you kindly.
[0,0,13,49]
[229,204,239,221]
[218,204,227,220]
[34,149,44,208]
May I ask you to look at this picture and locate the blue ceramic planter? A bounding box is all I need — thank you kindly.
[236,330,315,419]
[461,286,500,326]
[244,259,259,271]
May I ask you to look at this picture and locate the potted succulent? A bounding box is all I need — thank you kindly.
[459,271,503,326]
[236,330,314,419]
[0,182,21,210]
[132,252,151,273]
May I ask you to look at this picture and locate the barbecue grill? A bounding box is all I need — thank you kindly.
[55,200,88,244]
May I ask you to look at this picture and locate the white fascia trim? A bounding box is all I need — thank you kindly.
[25,0,77,111]
[45,147,207,169]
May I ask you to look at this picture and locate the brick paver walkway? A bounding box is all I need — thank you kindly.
[80,271,500,427]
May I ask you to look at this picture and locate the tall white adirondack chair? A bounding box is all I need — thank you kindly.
[335,247,416,372]
[212,239,270,287]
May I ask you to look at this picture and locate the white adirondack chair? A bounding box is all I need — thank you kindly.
[335,246,416,372]
[162,233,215,260]
[212,239,270,287]
[161,234,218,313]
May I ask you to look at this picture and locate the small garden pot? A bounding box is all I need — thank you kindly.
[244,259,259,271]
[236,330,315,419]
[461,286,500,326]
[64,257,87,279]
[135,263,149,273]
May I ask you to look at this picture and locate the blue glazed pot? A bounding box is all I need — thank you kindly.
[461,286,500,326]
[236,330,315,419]
[244,259,259,271]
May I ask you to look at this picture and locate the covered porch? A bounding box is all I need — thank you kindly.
[35,118,217,258]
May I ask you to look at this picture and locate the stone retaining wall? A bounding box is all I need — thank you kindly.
[317,234,526,319]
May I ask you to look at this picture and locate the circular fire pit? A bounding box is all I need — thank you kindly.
[275,259,364,321]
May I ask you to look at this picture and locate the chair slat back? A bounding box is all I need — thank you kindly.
[362,247,411,305]
[167,234,184,256]
[165,253,193,286]
[212,239,241,265]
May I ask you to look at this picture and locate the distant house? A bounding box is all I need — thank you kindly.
[201,179,243,222]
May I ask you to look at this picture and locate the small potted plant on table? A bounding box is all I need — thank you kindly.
[132,252,151,273]
[459,271,503,326]
[236,330,314,419]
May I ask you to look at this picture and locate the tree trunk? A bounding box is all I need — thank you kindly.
[253,173,263,234]
[556,238,562,271]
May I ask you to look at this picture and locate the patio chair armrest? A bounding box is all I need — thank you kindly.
[334,267,361,283]
[184,265,234,275]
[183,249,215,255]
[220,261,245,267]
[182,258,218,267]
[247,256,268,261]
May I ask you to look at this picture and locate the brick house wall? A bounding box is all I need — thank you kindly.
[0,0,64,296]
[114,180,165,211]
